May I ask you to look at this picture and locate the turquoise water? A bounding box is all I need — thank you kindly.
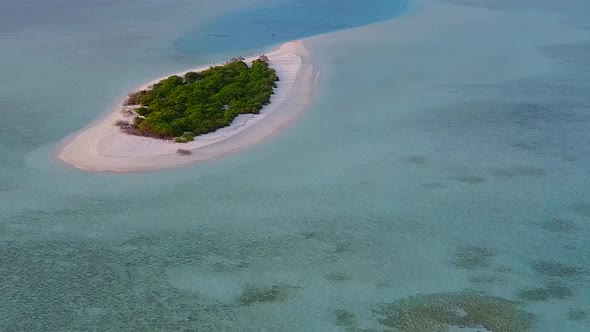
[176,0,409,54]
[1,0,590,331]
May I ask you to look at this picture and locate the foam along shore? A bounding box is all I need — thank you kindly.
[57,41,317,172]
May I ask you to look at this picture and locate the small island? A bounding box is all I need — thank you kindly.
[57,41,317,172]
[119,56,279,143]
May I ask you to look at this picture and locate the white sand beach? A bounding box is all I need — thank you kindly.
[57,41,317,172]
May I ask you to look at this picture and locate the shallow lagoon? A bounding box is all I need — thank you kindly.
[1,0,589,330]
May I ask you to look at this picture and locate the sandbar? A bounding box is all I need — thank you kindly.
[57,41,318,172]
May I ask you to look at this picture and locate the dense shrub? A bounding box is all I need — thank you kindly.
[125,59,278,139]
[174,132,194,143]
[184,71,203,83]
[124,90,149,106]
[135,106,150,116]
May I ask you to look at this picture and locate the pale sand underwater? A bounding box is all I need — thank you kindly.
[57,41,317,173]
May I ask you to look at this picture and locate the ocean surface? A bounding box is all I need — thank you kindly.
[1,0,589,331]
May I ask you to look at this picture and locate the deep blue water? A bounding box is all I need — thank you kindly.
[176,0,408,54]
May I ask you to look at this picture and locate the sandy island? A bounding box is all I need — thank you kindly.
[57,41,318,172]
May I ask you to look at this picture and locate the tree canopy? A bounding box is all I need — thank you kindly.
[124,58,279,140]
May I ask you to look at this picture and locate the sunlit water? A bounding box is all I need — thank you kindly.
[1,0,589,331]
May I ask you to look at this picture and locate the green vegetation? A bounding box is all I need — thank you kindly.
[124,57,278,141]
[173,132,195,143]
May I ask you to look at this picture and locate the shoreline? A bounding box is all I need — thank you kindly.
[56,41,318,173]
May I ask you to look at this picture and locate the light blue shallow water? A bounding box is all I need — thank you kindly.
[1,0,590,331]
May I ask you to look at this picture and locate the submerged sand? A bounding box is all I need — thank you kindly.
[57,41,318,172]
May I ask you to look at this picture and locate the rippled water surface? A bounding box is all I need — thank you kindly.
[0,0,589,331]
